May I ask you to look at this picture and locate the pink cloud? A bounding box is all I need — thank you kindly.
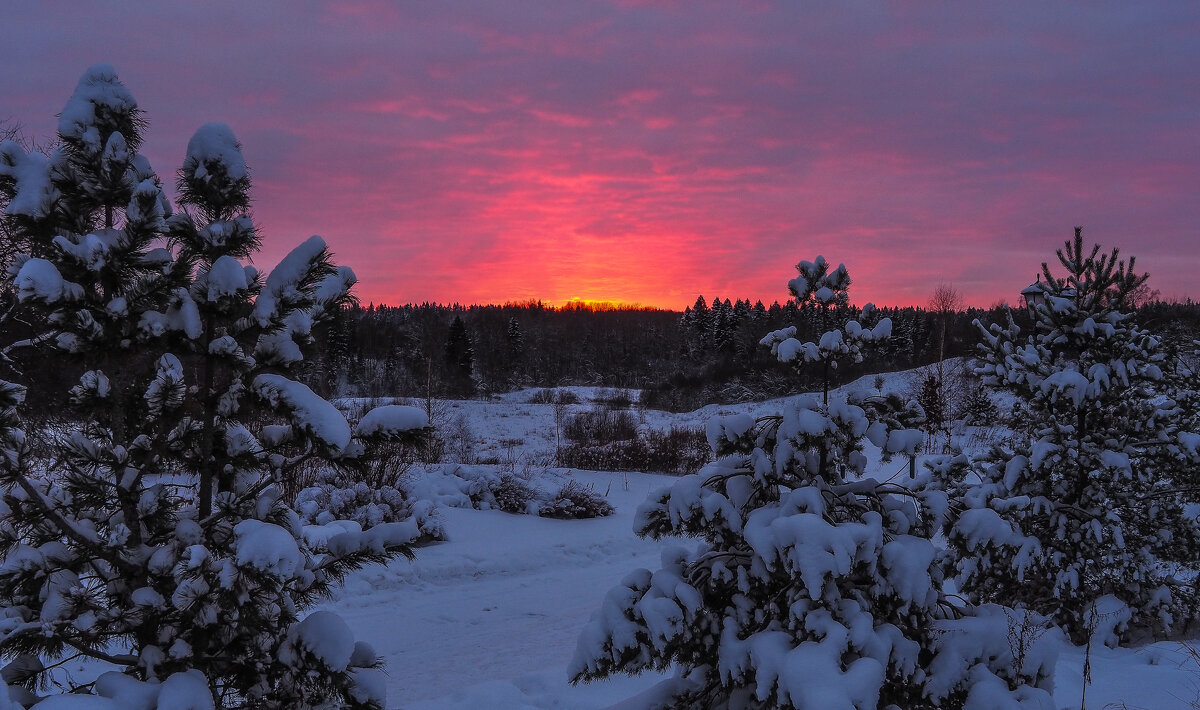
[1,2,1198,309]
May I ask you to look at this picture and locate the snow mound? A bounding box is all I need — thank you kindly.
[234,520,303,578]
[295,611,356,672]
[355,405,428,437]
[58,64,138,145]
[253,374,351,453]
[185,123,247,181]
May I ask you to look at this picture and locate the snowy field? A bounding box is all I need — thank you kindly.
[316,373,1200,710]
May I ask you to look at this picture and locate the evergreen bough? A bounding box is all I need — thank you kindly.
[0,65,427,708]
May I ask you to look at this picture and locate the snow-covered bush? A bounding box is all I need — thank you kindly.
[563,407,638,444]
[487,472,540,514]
[560,404,709,476]
[401,464,537,514]
[0,66,425,708]
[593,387,634,409]
[448,411,478,463]
[295,468,444,543]
[558,425,711,476]
[400,464,614,520]
[540,480,614,519]
[935,229,1200,644]
[527,388,579,405]
[639,425,711,475]
[571,258,1054,708]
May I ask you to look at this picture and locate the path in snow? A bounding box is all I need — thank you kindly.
[324,471,674,708]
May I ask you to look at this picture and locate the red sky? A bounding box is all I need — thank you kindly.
[3,2,1198,309]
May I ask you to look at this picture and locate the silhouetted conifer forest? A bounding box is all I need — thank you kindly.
[294,298,1200,411]
[6,291,1199,414]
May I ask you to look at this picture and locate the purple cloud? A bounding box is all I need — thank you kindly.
[2,1,1198,307]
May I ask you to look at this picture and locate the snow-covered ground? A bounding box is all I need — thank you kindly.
[324,471,673,708]
[323,375,1200,709]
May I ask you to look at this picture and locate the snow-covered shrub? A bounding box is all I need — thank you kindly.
[0,66,425,708]
[488,472,539,514]
[539,480,614,519]
[401,464,614,520]
[563,407,638,444]
[593,387,634,409]
[433,411,475,464]
[571,258,1054,708]
[557,439,647,472]
[558,425,711,476]
[639,425,711,475]
[527,388,579,405]
[406,464,534,513]
[295,468,444,543]
[935,230,1200,644]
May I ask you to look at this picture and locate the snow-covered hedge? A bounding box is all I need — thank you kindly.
[295,469,445,544]
[557,425,711,476]
[404,465,614,519]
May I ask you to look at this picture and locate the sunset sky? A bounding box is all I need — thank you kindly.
[2,2,1197,309]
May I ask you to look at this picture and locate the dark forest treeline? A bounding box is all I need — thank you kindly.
[302,296,1200,411]
[8,292,1200,415]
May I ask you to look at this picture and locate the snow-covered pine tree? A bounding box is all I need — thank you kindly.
[762,256,855,404]
[759,257,893,481]
[935,228,1200,644]
[916,370,947,443]
[571,258,1056,709]
[0,65,428,709]
[961,381,999,427]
